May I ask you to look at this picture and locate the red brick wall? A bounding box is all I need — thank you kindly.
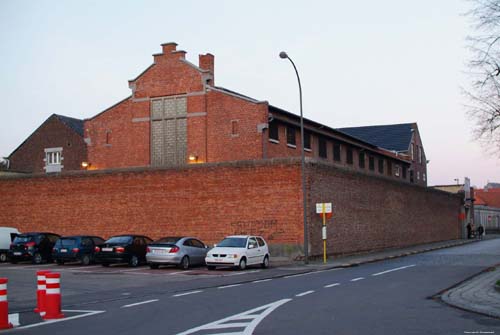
[307,161,461,257]
[9,116,87,173]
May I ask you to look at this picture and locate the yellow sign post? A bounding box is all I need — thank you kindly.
[316,202,332,264]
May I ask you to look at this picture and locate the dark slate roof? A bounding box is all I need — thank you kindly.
[337,123,414,152]
[54,114,84,137]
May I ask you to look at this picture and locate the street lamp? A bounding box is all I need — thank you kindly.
[279,51,309,264]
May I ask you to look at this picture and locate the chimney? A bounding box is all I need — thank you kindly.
[199,53,215,84]
[161,42,178,54]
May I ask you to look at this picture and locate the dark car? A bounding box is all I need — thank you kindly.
[9,232,61,264]
[95,235,153,267]
[52,235,106,265]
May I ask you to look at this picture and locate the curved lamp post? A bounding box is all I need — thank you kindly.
[279,51,308,264]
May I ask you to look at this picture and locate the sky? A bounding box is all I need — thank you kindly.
[0,0,498,188]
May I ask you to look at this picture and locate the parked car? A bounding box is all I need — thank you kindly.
[9,232,61,264]
[205,235,270,270]
[146,236,209,270]
[52,235,105,265]
[95,235,153,267]
[0,227,20,262]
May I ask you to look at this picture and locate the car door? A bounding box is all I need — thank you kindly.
[182,239,197,264]
[81,237,93,255]
[133,237,146,259]
[256,237,268,262]
[190,239,207,265]
[246,237,260,265]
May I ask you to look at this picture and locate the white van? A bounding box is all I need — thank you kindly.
[0,227,20,262]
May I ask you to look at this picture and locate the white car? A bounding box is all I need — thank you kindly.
[205,235,270,270]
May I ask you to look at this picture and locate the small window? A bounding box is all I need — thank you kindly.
[231,120,239,136]
[269,122,279,142]
[387,160,392,176]
[44,147,63,173]
[378,158,384,174]
[395,165,401,177]
[418,146,423,164]
[247,237,258,249]
[318,137,327,159]
[411,144,415,161]
[333,143,341,162]
[191,239,205,248]
[105,131,112,145]
[358,151,365,169]
[346,147,353,165]
[423,172,426,182]
[417,171,420,180]
[303,131,311,150]
[369,156,375,171]
[286,126,296,147]
[402,166,407,179]
[256,237,266,247]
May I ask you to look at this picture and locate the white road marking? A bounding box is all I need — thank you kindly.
[121,299,159,308]
[167,270,195,275]
[324,283,341,288]
[225,270,261,277]
[284,272,314,279]
[173,290,202,297]
[177,298,291,335]
[371,264,416,277]
[118,268,150,273]
[350,277,365,282]
[295,290,314,297]
[252,279,272,283]
[218,284,242,289]
[8,313,19,327]
[14,310,105,330]
[62,265,101,271]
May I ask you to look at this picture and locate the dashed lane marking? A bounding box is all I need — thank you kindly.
[371,264,416,277]
[350,277,365,282]
[173,290,203,297]
[224,270,261,277]
[252,279,272,283]
[121,299,159,308]
[177,298,292,335]
[284,272,314,279]
[324,283,340,288]
[295,290,314,297]
[218,284,242,289]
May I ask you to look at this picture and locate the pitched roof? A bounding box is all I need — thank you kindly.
[54,114,84,137]
[475,188,500,208]
[337,123,415,152]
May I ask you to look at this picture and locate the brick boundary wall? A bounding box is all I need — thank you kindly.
[0,158,462,259]
[306,161,462,258]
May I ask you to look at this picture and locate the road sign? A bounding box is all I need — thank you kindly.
[316,203,332,214]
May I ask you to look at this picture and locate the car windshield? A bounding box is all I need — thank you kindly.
[106,236,132,244]
[155,237,181,244]
[13,235,35,243]
[217,237,247,248]
[56,238,77,247]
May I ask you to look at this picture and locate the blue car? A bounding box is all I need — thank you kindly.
[52,235,105,265]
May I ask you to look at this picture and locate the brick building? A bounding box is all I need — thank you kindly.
[8,114,87,173]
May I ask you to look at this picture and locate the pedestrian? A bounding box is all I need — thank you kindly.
[466,222,472,239]
[477,225,484,240]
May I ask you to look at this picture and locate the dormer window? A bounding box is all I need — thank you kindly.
[44,147,63,173]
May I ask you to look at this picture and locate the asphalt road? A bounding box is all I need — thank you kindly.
[2,238,500,334]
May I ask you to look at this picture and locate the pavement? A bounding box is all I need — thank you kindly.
[277,234,500,319]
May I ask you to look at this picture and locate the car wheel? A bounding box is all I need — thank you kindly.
[32,253,43,265]
[261,255,269,269]
[129,255,139,267]
[81,255,91,266]
[101,263,110,267]
[238,257,247,271]
[56,260,64,265]
[207,265,216,270]
[179,256,190,270]
[149,263,159,269]
[0,253,7,262]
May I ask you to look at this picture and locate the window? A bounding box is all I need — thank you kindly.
[286,126,296,147]
[402,166,407,179]
[105,130,112,145]
[269,122,279,142]
[346,147,353,165]
[318,137,327,158]
[304,131,311,151]
[256,237,266,247]
[378,158,384,173]
[190,239,206,248]
[369,156,375,171]
[44,147,63,173]
[411,143,415,161]
[417,171,420,180]
[247,237,258,249]
[387,160,392,176]
[333,142,341,162]
[395,165,401,177]
[358,151,365,168]
[231,120,239,136]
[423,172,426,182]
[419,146,423,164]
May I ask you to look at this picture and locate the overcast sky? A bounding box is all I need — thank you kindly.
[1,0,498,187]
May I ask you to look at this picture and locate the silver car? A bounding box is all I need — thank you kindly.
[146,236,209,270]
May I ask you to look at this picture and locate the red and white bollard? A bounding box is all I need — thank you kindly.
[34,270,51,314]
[0,278,13,329]
[42,273,64,320]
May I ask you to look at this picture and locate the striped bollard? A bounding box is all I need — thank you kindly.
[0,278,13,329]
[34,270,51,314]
[42,273,64,320]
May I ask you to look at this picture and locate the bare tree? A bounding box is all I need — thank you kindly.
[466,0,500,154]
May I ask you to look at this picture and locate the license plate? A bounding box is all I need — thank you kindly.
[214,258,223,262]
[13,252,21,256]
[60,249,67,253]
[153,249,168,254]
[102,247,113,252]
